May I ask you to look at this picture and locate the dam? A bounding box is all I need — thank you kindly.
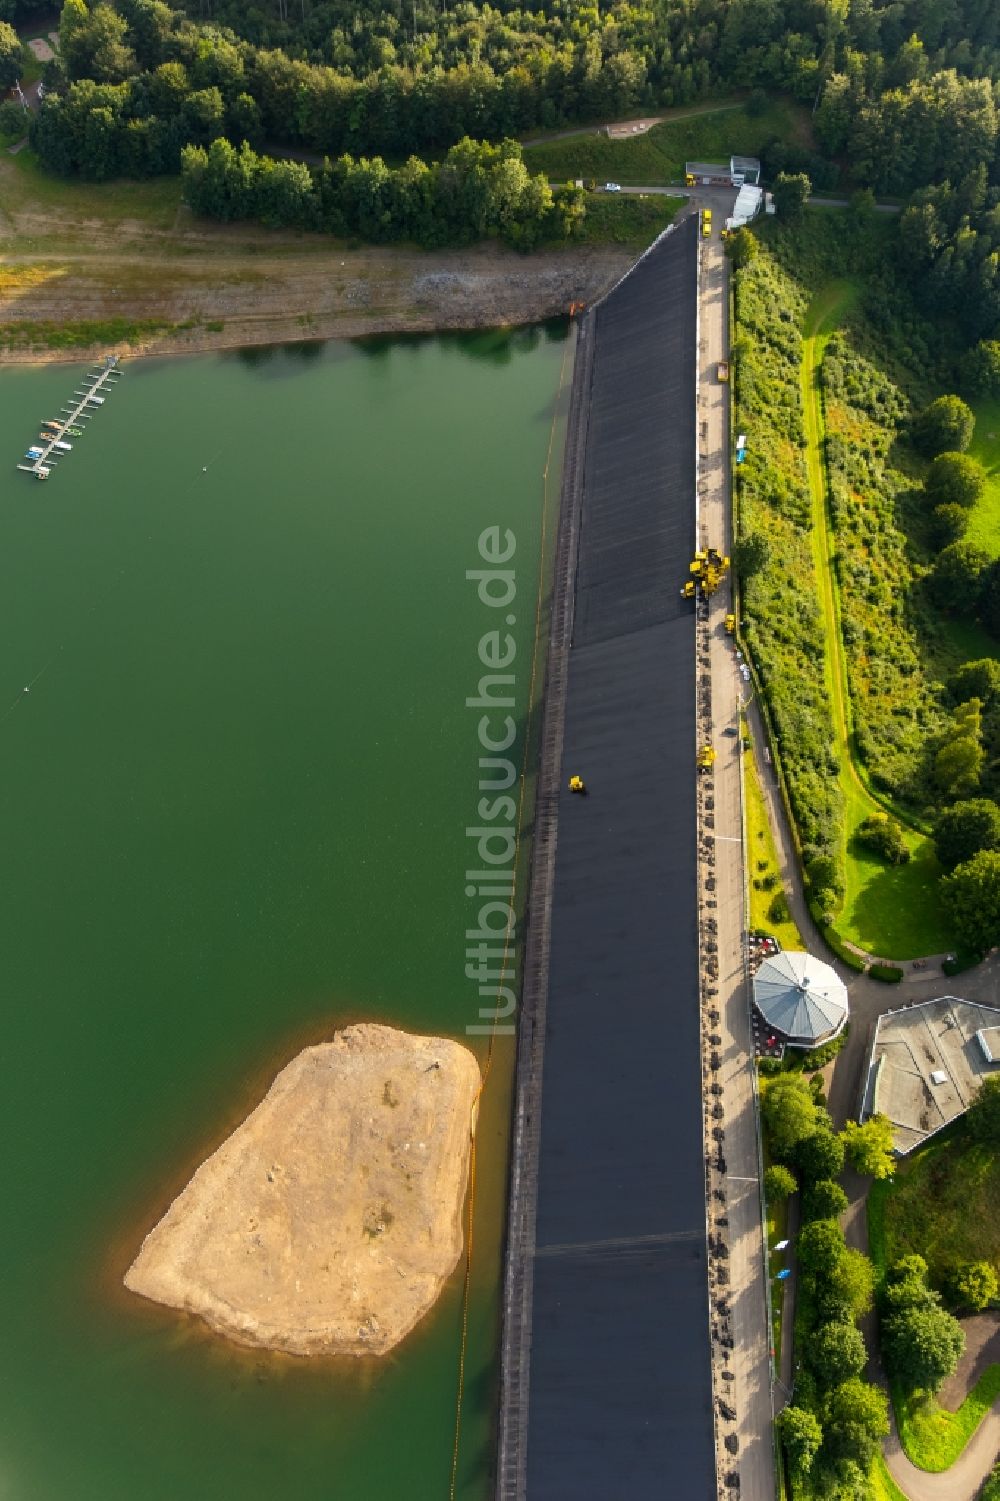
[498,214,716,1498]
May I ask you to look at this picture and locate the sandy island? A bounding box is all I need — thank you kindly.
[124,1024,481,1357]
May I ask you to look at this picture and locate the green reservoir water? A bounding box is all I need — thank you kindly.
[0,327,568,1501]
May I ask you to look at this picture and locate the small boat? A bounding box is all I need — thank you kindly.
[66,426,83,437]
[42,419,61,430]
[52,440,72,452]
[25,446,43,459]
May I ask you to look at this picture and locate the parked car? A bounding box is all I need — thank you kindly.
[604,182,622,192]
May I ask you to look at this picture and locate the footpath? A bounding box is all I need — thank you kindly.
[696,218,776,1501]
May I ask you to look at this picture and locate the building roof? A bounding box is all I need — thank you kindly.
[753,951,848,1042]
[731,155,761,172]
[862,998,1000,1153]
[685,161,730,179]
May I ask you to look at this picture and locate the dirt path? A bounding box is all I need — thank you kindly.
[520,99,745,147]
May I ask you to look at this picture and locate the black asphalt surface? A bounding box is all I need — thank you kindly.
[524,215,714,1498]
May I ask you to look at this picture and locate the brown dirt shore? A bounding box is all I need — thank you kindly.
[124,1024,481,1358]
[0,167,637,362]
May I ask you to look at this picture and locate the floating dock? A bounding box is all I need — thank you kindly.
[17,355,122,480]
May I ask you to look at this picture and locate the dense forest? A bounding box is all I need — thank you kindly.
[17,0,1000,195]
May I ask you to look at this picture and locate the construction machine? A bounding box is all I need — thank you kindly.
[682,546,730,599]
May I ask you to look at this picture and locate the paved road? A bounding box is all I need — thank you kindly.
[698,218,777,1500]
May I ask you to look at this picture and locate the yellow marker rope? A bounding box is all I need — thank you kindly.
[447,327,573,1501]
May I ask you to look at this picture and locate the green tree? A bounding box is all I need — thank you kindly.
[913,395,975,457]
[933,799,1000,871]
[777,1405,823,1478]
[0,18,23,89]
[794,1127,845,1183]
[733,530,768,581]
[881,1254,936,1313]
[802,1178,848,1221]
[930,502,969,547]
[841,1115,895,1178]
[882,1302,965,1392]
[727,227,757,268]
[821,1248,875,1321]
[60,0,136,84]
[810,1321,867,1385]
[934,701,984,796]
[941,850,1000,953]
[967,340,1000,397]
[762,1074,821,1160]
[773,171,810,220]
[966,1074,1000,1143]
[764,1163,797,1201]
[798,1218,846,1281]
[981,1461,1000,1501]
[946,1260,998,1311]
[925,452,986,510]
[928,540,990,613]
[824,1378,889,1468]
[949,659,1000,707]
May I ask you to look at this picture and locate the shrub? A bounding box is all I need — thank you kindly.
[0,98,27,140]
[768,890,790,923]
[869,962,904,982]
[764,1163,798,1201]
[821,925,868,972]
[944,1260,998,1311]
[942,950,980,975]
[854,814,910,865]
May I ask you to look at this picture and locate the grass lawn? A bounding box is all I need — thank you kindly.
[744,740,803,950]
[800,283,953,959]
[895,1366,1000,1471]
[524,98,808,185]
[967,396,1000,559]
[576,193,684,245]
[869,1456,909,1501]
[765,1172,788,1361]
[869,1126,1000,1279]
[0,149,183,232]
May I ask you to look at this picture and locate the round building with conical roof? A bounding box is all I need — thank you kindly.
[753,950,848,1048]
